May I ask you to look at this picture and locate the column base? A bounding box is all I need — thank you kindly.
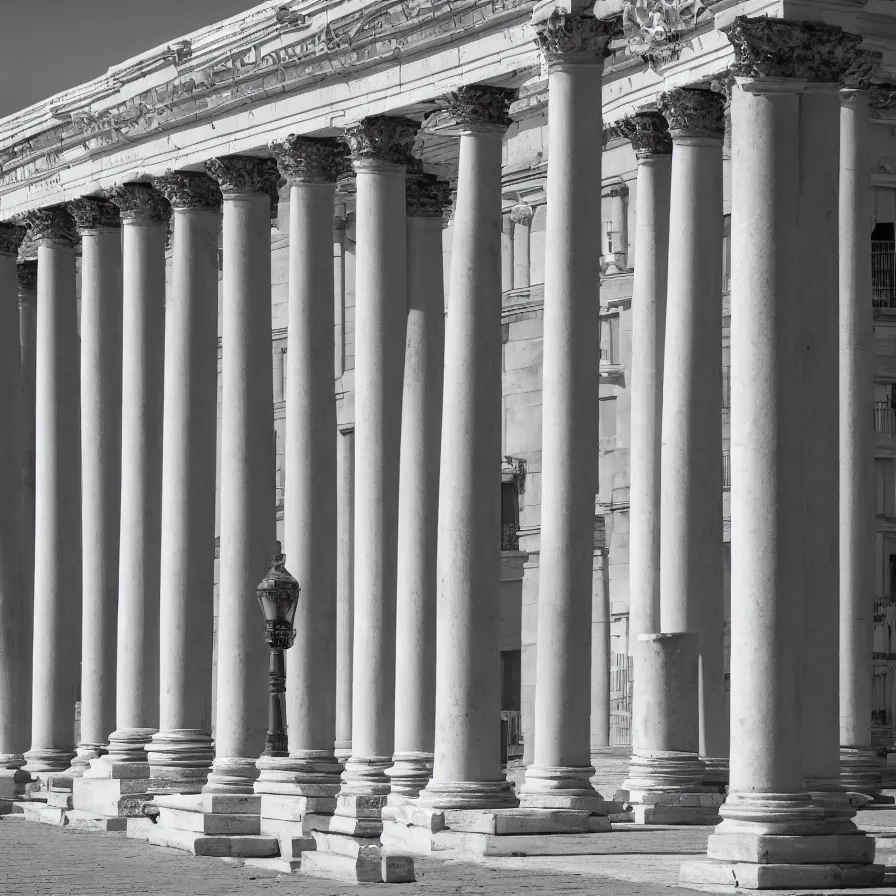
[105,727,157,764]
[67,742,107,778]
[680,858,885,890]
[0,756,32,800]
[416,779,518,811]
[701,756,729,788]
[73,764,154,818]
[146,729,213,794]
[840,746,884,800]
[334,742,352,764]
[23,747,76,775]
[386,751,433,805]
[204,757,259,794]
[517,764,609,813]
[302,831,414,884]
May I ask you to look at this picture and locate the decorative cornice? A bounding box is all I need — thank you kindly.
[533,11,614,67]
[725,15,862,83]
[406,174,453,218]
[23,207,79,248]
[442,85,516,132]
[343,116,419,167]
[617,111,672,157]
[109,183,171,223]
[270,135,348,184]
[66,197,121,231]
[0,223,26,257]
[16,260,37,292]
[510,203,535,226]
[152,171,223,211]
[658,88,725,137]
[206,155,281,210]
[842,48,883,91]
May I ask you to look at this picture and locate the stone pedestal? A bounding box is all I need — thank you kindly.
[623,633,722,824]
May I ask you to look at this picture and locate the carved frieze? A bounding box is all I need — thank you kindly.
[152,171,223,211]
[17,260,38,292]
[109,183,171,224]
[343,116,419,166]
[617,111,672,157]
[23,207,79,248]
[533,11,615,66]
[406,174,453,218]
[658,88,725,137]
[725,15,861,83]
[0,223,26,257]
[270,135,348,184]
[622,0,711,62]
[442,85,516,132]
[67,197,122,231]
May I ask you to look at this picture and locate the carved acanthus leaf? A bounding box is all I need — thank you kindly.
[206,156,281,220]
[442,85,516,132]
[23,207,79,248]
[533,11,615,65]
[17,260,37,292]
[658,88,725,137]
[270,135,348,184]
[0,223,26,257]
[617,111,672,157]
[343,116,419,166]
[67,197,121,231]
[871,85,896,110]
[510,203,535,226]
[406,174,453,217]
[152,171,223,211]
[622,0,708,58]
[725,15,862,82]
[109,183,171,223]
[842,48,882,91]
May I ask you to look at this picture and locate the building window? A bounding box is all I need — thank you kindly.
[722,214,731,293]
[501,481,519,551]
[599,314,620,366]
[722,365,731,410]
[873,222,896,309]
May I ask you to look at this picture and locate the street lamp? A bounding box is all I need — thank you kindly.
[256,542,300,757]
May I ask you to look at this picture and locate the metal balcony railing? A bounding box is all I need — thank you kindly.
[873,241,896,308]
[722,451,731,489]
[875,401,896,437]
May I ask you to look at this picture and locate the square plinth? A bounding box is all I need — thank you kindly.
[630,791,725,826]
[707,832,877,865]
[144,824,279,858]
[679,858,886,890]
[73,776,152,817]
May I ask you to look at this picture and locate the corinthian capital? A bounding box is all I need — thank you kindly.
[152,171,223,211]
[658,88,725,138]
[17,260,37,293]
[206,155,281,209]
[510,203,535,226]
[406,174,453,218]
[270,135,348,184]
[842,48,882,91]
[617,111,672,157]
[67,197,121,231]
[533,11,615,68]
[343,116,419,167]
[0,223,26,257]
[23,207,79,248]
[109,183,171,224]
[442,85,516,133]
[725,15,862,83]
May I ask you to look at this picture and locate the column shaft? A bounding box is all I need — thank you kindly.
[521,25,607,810]
[148,174,221,792]
[206,157,278,792]
[335,428,355,761]
[24,208,81,775]
[389,177,449,802]
[419,87,515,811]
[69,200,123,775]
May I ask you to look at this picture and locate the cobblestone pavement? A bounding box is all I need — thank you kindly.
[0,815,707,896]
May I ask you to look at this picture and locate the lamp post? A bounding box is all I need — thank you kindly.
[256,543,300,757]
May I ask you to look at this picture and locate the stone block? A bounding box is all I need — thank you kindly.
[36,806,69,825]
[73,776,152,817]
[259,817,317,858]
[442,808,595,835]
[145,825,279,858]
[259,793,335,821]
[633,803,721,825]
[707,832,877,865]
[335,792,387,818]
[381,853,415,883]
[326,813,382,837]
[63,810,128,832]
[46,791,73,810]
[125,817,154,840]
[201,793,260,815]
[392,803,446,833]
[300,848,382,883]
[83,762,151,780]
[157,806,260,835]
[679,858,886,890]
[243,857,303,874]
[311,830,380,858]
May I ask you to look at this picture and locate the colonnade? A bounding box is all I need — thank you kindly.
[0,10,888,882]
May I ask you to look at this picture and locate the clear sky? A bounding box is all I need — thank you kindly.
[0,0,258,118]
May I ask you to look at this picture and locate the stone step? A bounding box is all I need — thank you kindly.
[47,791,74,810]
[243,857,303,874]
[64,810,128,832]
[145,824,279,858]
[125,817,154,840]
[300,849,382,884]
[157,807,260,835]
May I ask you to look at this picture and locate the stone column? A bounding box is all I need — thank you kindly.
[332,115,417,830]
[104,184,169,766]
[255,137,346,807]
[417,86,516,811]
[0,225,28,797]
[66,198,123,777]
[840,71,882,795]
[683,19,881,887]
[17,260,37,755]
[519,14,612,815]
[22,207,81,777]
[388,173,451,804]
[147,172,222,793]
[656,88,726,786]
[618,112,671,649]
[335,427,355,762]
[334,206,347,381]
[510,203,533,290]
[204,156,279,793]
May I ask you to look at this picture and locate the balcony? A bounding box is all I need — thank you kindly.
[873,241,896,309]
[875,401,896,438]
